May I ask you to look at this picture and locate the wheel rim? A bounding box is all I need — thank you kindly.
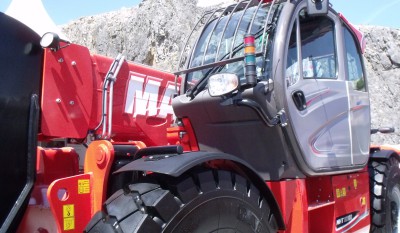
[390,185,400,232]
[168,195,265,233]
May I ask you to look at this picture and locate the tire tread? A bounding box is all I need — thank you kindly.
[85,169,278,233]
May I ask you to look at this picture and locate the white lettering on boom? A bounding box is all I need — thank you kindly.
[124,74,174,119]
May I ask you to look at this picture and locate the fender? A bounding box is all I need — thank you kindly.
[115,151,285,230]
[370,149,398,160]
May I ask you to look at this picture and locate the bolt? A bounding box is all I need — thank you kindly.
[69,101,75,105]
[56,98,61,103]
[71,61,76,66]
[95,145,108,167]
[58,58,64,63]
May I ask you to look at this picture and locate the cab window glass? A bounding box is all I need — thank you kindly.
[344,26,365,91]
[299,11,337,79]
[286,21,299,86]
[186,3,282,91]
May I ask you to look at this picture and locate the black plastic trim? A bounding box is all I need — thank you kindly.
[237,98,280,127]
[370,149,397,160]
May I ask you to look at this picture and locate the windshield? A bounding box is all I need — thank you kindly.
[185,2,283,92]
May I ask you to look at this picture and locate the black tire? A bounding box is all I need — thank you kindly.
[369,156,400,233]
[85,168,278,233]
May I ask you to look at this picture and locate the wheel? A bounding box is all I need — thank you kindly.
[85,168,278,233]
[369,156,400,233]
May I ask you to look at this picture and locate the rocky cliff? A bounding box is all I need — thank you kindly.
[362,26,400,144]
[61,0,400,145]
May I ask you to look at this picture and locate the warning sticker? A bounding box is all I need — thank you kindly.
[336,187,347,198]
[78,179,90,194]
[64,217,75,231]
[63,204,75,231]
[361,196,366,206]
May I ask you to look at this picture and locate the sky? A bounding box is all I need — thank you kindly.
[0,0,399,29]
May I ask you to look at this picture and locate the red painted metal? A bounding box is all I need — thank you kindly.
[40,45,177,146]
[331,170,370,233]
[181,117,199,151]
[83,140,114,214]
[267,172,370,233]
[267,179,309,233]
[36,147,80,185]
[47,173,92,233]
[339,13,366,53]
[306,176,335,233]
[18,147,80,233]
[167,117,199,151]
[91,55,177,146]
[41,45,95,139]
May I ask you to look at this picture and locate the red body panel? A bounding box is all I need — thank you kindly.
[92,55,176,145]
[40,45,176,146]
[267,179,309,232]
[18,147,81,233]
[23,43,178,232]
[267,170,370,233]
[339,13,366,53]
[41,44,95,139]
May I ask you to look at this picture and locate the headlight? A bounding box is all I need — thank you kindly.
[40,32,60,50]
[208,73,239,97]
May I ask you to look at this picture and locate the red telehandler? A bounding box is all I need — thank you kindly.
[1,0,400,232]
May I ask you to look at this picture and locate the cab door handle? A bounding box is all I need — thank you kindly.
[292,90,307,111]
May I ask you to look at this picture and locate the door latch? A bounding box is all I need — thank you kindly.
[292,90,307,111]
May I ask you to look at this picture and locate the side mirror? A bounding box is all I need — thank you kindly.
[208,73,239,97]
[307,0,329,16]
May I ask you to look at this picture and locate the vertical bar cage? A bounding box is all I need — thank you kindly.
[175,0,281,75]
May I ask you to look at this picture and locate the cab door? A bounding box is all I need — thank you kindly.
[285,8,353,172]
[341,23,370,165]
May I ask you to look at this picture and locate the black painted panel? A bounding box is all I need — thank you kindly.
[0,13,42,230]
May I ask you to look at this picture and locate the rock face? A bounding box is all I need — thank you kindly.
[361,26,400,145]
[61,0,400,145]
[62,0,204,71]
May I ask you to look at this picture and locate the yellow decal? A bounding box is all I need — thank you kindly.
[63,204,75,231]
[336,188,347,198]
[361,196,366,206]
[353,179,358,189]
[336,188,341,198]
[78,179,90,194]
[342,187,347,197]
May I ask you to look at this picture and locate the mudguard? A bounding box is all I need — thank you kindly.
[115,151,285,230]
[370,149,397,159]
